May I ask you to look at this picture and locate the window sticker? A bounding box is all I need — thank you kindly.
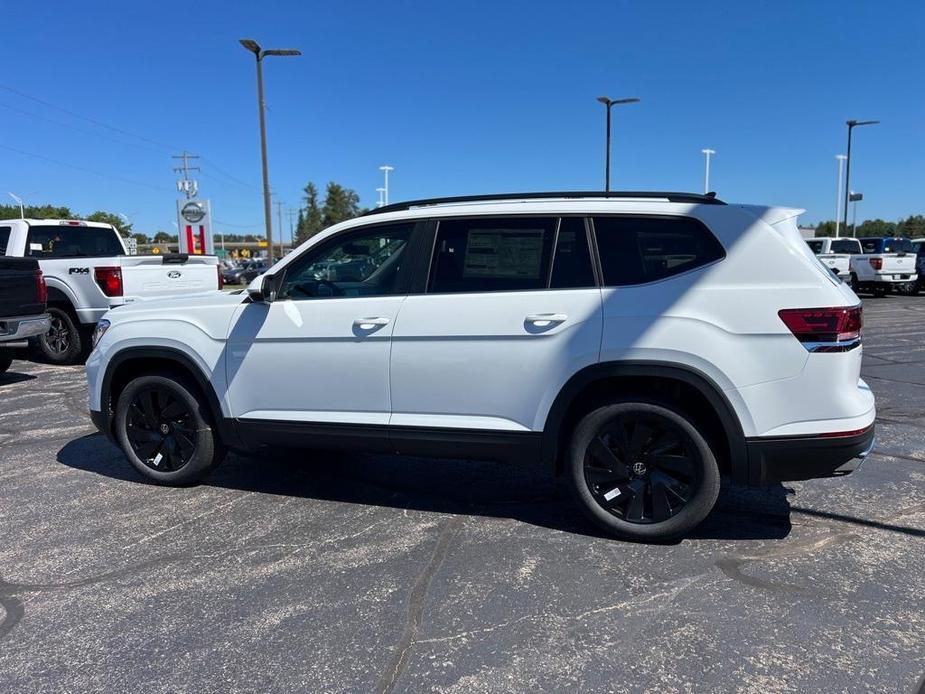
[462,230,544,279]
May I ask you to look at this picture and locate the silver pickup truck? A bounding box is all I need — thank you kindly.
[0,219,221,364]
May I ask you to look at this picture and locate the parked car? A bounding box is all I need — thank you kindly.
[0,256,49,373]
[0,219,223,364]
[805,237,861,283]
[911,239,925,295]
[851,236,918,297]
[237,260,268,284]
[86,191,874,541]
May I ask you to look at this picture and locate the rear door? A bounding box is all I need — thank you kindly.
[389,216,602,435]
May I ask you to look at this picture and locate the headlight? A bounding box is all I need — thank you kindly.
[92,319,110,349]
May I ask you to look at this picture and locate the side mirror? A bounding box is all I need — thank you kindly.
[247,273,279,303]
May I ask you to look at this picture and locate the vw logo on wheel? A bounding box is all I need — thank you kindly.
[632,461,648,476]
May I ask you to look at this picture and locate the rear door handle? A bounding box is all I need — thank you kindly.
[354,317,390,329]
[525,313,567,327]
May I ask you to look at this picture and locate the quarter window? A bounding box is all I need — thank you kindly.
[0,226,10,255]
[278,223,413,300]
[428,217,556,293]
[593,216,725,286]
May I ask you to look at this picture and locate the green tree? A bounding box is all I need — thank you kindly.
[86,210,132,236]
[0,204,75,219]
[153,231,172,243]
[814,221,837,237]
[855,219,897,237]
[295,182,325,244]
[897,215,925,239]
[130,232,149,245]
[321,182,361,228]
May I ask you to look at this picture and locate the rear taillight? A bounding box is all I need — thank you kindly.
[35,269,47,304]
[217,265,224,290]
[778,306,862,348]
[869,258,883,271]
[94,266,123,297]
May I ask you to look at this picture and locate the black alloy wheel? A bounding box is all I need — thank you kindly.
[125,385,197,471]
[569,401,720,541]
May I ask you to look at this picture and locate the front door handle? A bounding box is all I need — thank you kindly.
[354,317,390,329]
[525,313,567,327]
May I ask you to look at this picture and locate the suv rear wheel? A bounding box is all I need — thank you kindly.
[114,373,224,485]
[567,401,721,541]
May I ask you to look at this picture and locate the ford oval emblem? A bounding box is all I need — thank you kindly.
[167,271,182,279]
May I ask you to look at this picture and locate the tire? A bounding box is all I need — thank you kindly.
[849,274,859,293]
[35,306,84,365]
[872,286,887,298]
[567,401,721,541]
[0,351,12,374]
[114,373,225,485]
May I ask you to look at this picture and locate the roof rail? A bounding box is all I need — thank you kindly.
[362,190,724,216]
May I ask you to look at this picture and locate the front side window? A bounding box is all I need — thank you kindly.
[0,226,10,255]
[26,225,124,258]
[278,223,412,300]
[428,217,557,293]
[593,216,725,286]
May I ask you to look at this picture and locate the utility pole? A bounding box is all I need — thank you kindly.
[701,149,715,194]
[172,151,200,199]
[379,165,393,205]
[274,200,286,258]
[287,208,297,247]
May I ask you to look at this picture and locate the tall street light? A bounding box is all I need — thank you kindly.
[379,166,394,205]
[240,38,301,265]
[834,154,847,236]
[842,119,878,237]
[701,149,716,194]
[596,96,639,192]
[8,192,24,219]
[376,187,386,208]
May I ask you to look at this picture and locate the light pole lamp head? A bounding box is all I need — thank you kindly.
[379,165,394,172]
[264,49,301,57]
[596,96,612,105]
[702,148,716,155]
[613,97,640,105]
[239,39,261,55]
[836,154,847,160]
[847,119,880,128]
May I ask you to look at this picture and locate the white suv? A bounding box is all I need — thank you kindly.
[86,192,875,540]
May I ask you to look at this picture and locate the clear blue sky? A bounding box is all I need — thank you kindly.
[1,0,922,236]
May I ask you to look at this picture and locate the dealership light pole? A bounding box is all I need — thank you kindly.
[240,38,301,266]
[596,96,639,192]
[8,192,24,219]
[701,149,715,194]
[834,154,847,236]
[842,119,878,238]
[379,166,393,205]
[376,187,386,208]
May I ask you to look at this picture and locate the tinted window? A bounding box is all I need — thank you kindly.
[428,217,556,293]
[831,239,861,254]
[26,225,124,258]
[593,216,725,286]
[884,238,914,254]
[806,240,824,254]
[550,217,595,289]
[860,238,883,253]
[0,226,10,255]
[278,223,412,300]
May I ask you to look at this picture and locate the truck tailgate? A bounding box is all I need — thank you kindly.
[120,255,219,301]
[0,257,43,318]
[879,254,917,276]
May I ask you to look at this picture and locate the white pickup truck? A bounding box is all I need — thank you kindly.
[852,236,918,297]
[805,237,861,281]
[0,218,222,364]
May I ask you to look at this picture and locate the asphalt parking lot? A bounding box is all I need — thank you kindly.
[0,297,923,693]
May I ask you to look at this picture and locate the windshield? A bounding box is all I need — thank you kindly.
[806,240,824,254]
[26,225,124,258]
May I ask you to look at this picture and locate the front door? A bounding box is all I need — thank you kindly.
[224,222,416,436]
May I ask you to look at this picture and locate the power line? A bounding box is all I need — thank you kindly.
[0,142,173,193]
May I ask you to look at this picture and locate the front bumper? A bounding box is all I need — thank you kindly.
[745,424,875,485]
[89,408,114,442]
[0,313,51,343]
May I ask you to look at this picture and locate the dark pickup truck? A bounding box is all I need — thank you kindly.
[0,257,49,373]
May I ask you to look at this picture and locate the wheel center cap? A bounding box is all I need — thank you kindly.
[159,423,170,435]
[632,461,647,476]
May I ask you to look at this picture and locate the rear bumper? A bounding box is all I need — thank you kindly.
[745,424,875,485]
[0,313,51,343]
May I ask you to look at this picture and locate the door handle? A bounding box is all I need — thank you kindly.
[525,313,567,327]
[353,317,390,329]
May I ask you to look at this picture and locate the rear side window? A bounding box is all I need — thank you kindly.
[860,238,883,253]
[428,217,556,293]
[0,226,10,255]
[806,240,824,254]
[592,216,725,286]
[831,239,861,254]
[26,225,124,258]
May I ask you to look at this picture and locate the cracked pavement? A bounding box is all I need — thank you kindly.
[0,297,923,693]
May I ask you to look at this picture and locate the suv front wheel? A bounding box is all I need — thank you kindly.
[568,401,720,541]
[115,373,225,485]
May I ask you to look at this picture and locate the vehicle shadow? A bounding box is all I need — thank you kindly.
[0,370,37,386]
[57,434,793,543]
